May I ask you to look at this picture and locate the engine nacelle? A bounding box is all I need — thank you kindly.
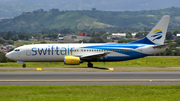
[64,56,81,65]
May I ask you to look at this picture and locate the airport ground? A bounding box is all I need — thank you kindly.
[1,72,180,85]
[0,71,180,101]
[1,57,180,101]
[1,56,180,68]
[1,67,180,72]
[1,57,180,86]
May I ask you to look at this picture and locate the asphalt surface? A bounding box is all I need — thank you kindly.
[1,72,180,85]
[1,67,180,71]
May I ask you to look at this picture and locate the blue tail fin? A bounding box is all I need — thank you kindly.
[130,15,170,45]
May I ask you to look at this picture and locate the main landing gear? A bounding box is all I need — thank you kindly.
[22,64,26,68]
[87,62,93,67]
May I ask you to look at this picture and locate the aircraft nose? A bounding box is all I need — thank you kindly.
[6,53,11,59]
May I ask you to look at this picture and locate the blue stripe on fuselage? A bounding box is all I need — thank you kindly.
[99,51,151,62]
[81,43,148,51]
[82,43,147,49]
[81,43,151,60]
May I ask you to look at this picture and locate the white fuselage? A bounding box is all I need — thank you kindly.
[6,43,166,62]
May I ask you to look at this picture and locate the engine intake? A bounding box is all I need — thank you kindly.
[64,56,81,65]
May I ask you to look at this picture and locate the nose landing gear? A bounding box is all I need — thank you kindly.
[17,61,26,68]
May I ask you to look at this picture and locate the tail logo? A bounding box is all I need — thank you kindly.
[151,29,163,41]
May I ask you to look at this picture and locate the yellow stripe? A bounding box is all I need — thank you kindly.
[153,29,161,33]
[37,68,42,70]
[108,68,114,71]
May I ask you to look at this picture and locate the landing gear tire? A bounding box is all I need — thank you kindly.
[88,63,93,67]
[22,64,26,68]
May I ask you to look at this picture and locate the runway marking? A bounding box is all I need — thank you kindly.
[1,79,180,82]
[36,68,42,71]
[108,68,114,71]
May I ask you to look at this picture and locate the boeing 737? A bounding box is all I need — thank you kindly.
[6,15,170,68]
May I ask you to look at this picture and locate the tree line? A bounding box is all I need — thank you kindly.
[1,29,180,57]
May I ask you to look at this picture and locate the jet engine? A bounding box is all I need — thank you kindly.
[64,56,82,65]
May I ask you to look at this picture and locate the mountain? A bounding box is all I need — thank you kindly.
[0,0,180,18]
[0,7,180,32]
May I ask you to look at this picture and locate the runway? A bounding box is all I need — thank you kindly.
[1,67,180,71]
[1,72,180,85]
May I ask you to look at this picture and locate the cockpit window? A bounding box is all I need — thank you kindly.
[14,49,20,52]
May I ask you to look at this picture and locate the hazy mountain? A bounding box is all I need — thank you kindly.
[0,7,180,32]
[0,0,180,18]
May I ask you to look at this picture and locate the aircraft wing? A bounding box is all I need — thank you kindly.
[153,43,175,48]
[80,52,110,60]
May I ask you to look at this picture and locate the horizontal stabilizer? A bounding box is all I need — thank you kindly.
[153,43,175,48]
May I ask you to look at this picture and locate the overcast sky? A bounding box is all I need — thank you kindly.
[1,0,180,11]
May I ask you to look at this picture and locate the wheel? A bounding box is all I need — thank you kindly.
[87,63,93,67]
[22,64,26,68]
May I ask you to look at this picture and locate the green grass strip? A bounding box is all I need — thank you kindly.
[0,85,179,101]
[1,57,180,67]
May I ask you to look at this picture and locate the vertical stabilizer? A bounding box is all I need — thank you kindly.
[131,15,170,45]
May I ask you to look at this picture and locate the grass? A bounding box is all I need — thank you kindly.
[1,57,180,67]
[0,85,179,101]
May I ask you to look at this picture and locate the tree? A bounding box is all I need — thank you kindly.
[89,38,97,43]
[163,49,174,56]
[0,54,7,63]
[35,33,43,40]
[49,33,58,39]
[3,31,13,40]
[174,49,180,56]
[94,33,101,37]
[11,36,19,41]
[89,32,105,43]
[42,34,48,38]
[175,38,180,45]
[0,39,6,44]
[166,31,173,40]
[7,40,14,45]
[173,30,180,36]
[18,34,26,40]
[126,34,132,38]
[135,32,147,39]
[96,37,105,43]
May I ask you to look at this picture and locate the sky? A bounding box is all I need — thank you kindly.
[0,0,179,18]
[1,0,180,11]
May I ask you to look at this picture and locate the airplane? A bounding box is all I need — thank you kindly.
[6,15,170,68]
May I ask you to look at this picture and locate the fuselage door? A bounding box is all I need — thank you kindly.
[26,47,31,56]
